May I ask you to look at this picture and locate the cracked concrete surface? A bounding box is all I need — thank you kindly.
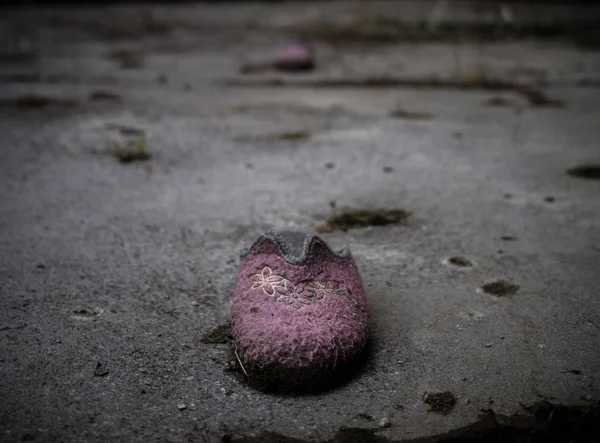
[0,1,599,442]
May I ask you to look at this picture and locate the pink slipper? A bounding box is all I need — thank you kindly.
[273,41,315,72]
[231,231,370,391]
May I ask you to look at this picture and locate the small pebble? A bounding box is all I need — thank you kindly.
[379,417,391,428]
[191,301,199,306]
[484,343,493,348]
[177,403,187,410]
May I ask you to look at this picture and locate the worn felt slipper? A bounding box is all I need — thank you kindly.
[273,41,315,72]
[231,230,370,392]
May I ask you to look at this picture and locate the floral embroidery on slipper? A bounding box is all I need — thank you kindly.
[250,266,286,296]
[250,266,345,309]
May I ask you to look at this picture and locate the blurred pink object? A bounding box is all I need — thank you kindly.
[273,41,315,72]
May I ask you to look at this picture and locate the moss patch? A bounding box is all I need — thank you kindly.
[201,322,232,344]
[316,209,410,233]
[447,256,473,268]
[481,279,520,296]
[112,137,150,164]
[72,307,103,319]
[274,130,311,141]
[425,391,457,415]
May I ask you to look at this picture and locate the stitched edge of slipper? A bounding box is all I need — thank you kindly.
[240,230,352,265]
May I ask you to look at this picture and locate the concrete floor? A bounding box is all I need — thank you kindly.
[0,1,599,442]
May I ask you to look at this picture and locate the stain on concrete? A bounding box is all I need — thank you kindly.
[388,107,432,120]
[0,73,76,84]
[224,78,563,108]
[0,51,38,63]
[567,165,600,180]
[89,90,122,102]
[236,130,312,143]
[484,96,516,107]
[71,307,104,320]
[0,95,77,109]
[518,87,564,108]
[224,75,516,91]
[108,49,144,69]
[239,61,273,75]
